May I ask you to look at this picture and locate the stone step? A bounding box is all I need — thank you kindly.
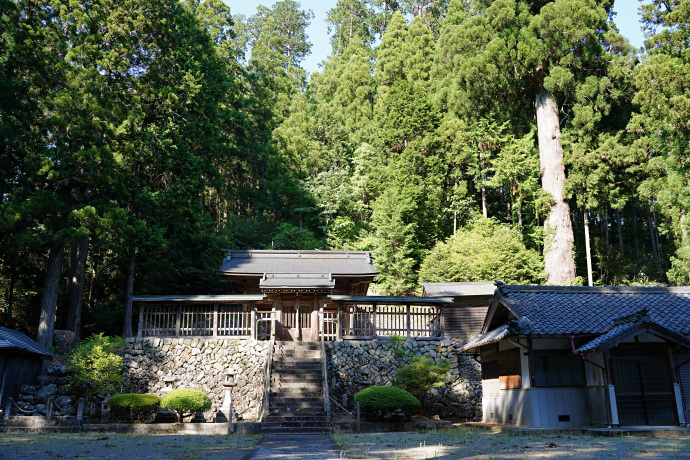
[274,350,321,357]
[275,342,320,349]
[269,397,323,406]
[262,420,330,429]
[265,408,325,416]
[261,425,331,434]
[271,381,321,389]
[272,376,322,383]
[272,358,321,364]
[265,413,328,421]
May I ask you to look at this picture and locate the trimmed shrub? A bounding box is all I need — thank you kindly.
[354,386,420,421]
[395,356,451,410]
[66,333,125,397]
[160,389,212,421]
[107,393,161,422]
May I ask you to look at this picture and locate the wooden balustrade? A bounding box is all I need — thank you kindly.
[139,303,267,338]
[138,303,442,340]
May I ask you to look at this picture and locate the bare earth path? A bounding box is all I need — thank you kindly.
[333,428,690,459]
[243,434,342,460]
[0,432,259,459]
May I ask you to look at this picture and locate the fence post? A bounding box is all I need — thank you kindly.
[4,397,12,420]
[46,398,54,418]
[77,398,85,422]
[406,304,411,338]
[138,305,144,338]
[336,304,343,341]
[213,302,219,337]
[250,303,257,340]
[372,304,377,337]
[175,303,181,336]
[356,401,360,432]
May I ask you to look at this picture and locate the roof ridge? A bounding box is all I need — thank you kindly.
[499,284,690,295]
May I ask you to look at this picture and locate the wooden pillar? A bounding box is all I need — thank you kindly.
[439,306,445,338]
[348,305,354,336]
[271,302,277,340]
[137,304,144,338]
[372,303,377,337]
[175,303,181,336]
[406,304,411,338]
[213,302,219,337]
[311,296,319,342]
[275,299,283,340]
[250,302,257,340]
[337,304,343,341]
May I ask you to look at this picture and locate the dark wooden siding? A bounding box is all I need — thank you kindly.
[443,304,489,338]
[676,353,690,416]
[0,352,44,407]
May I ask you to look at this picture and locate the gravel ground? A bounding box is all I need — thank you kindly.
[333,427,690,459]
[0,432,260,460]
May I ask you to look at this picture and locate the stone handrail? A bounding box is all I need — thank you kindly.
[258,335,274,422]
[320,320,331,419]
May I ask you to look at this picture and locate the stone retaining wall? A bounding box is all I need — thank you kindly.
[123,337,269,421]
[325,339,482,420]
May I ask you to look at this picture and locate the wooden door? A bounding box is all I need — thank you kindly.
[612,358,678,425]
[282,303,312,341]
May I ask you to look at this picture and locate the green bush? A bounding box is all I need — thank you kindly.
[395,356,451,410]
[160,389,212,421]
[354,386,420,421]
[107,393,161,422]
[66,333,125,397]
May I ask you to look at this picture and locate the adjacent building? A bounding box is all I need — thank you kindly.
[460,283,690,427]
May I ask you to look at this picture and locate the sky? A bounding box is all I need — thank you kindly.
[224,0,648,77]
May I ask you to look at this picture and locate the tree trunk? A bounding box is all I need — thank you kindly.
[6,263,15,328]
[37,238,65,348]
[615,208,624,258]
[66,237,89,340]
[123,246,135,337]
[631,202,640,260]
[584,210,594,286]
[646,202,661,270]
[535,87,576,284]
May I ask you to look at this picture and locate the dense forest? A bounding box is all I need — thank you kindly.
[1,0,689,342]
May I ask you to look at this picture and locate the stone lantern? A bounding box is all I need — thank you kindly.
[156,373,178,423]
[161,373,176,395]
[216,369,237,425]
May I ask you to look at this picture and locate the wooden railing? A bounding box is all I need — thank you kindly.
[138,303,272,339]
[340,305,443,339]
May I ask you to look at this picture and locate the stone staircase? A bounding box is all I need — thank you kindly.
[261,341,331,434]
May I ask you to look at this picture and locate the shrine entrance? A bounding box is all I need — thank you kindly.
[282,301,313,341]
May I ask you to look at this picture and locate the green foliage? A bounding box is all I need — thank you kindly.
[354,385,420,421]
[395,356,451,409]
[107,393,161,422]
[160,388,212,421]
[420,218,544,284]
[387,334,410,361]
[66,334,125,396]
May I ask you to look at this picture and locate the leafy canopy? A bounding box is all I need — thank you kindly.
[419,217,544,284]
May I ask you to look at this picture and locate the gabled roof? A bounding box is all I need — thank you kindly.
[459,284,690,352]
[0,327,53,357]
[217,250,379,278]
[423,282,496,298]
[485,284,690,336]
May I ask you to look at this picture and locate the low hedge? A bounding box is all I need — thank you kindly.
[354,385,420,421]
[107,393,160,422]
[160,388,212,421]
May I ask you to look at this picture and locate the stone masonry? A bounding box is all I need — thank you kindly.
[123,337,269,420]
[326,339,482,420]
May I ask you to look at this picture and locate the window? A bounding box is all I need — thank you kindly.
[533,353,585,387]
[482,360,499,380]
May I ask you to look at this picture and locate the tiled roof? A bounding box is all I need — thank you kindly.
[575,322,639,353]
[218,250,378,277]
[495,285,690,336]
[423,282,496,298]
[260,274,335,290]
[0,327,53,357]
[457,323,512,351]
